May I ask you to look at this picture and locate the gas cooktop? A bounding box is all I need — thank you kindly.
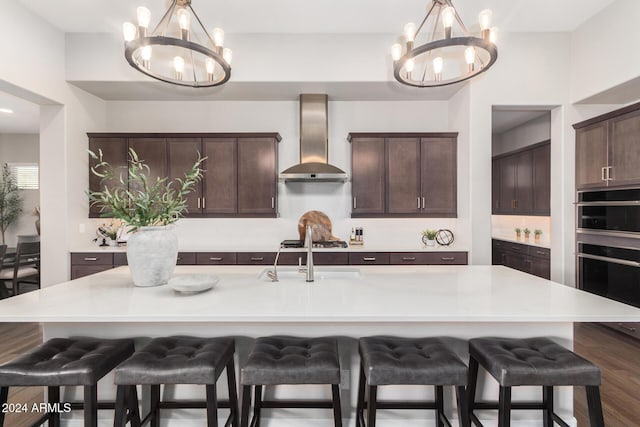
[281,240,348,248]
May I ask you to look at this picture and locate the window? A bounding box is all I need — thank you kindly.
[7,163,39,190]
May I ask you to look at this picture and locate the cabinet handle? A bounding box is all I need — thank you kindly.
[617,323,636,333]
[402,257,416,261]
[83,257,98,261]
[209,257,223,261]
[363,257,376,261]
[607,166,613,181]
[601,167,606,181]
[202,197,205,209]
[250,257,264,261]
[441,257,455,261]
[422,197,425,209]
[536,250,547,255]
[510,246,522,251]
[271,197,275,209]
[197,197,200,209]
[417,197,421,209]
[353,197,357,209]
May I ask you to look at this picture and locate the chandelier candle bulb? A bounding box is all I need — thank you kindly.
[479,9,493,40]
[391,43,403,61]
[433,56,443,81]
[212,28,224,47]
[490,27,499,44]
[173,56,184,80]
[177,8,190,40]
[206,58,215,80]
[442,6,455,39]
[223,48,232,65]
[136,6,151,36]
[465,47,475,72]
[122,22,137,42]
[140,45,152,68]
[405,57,415,73]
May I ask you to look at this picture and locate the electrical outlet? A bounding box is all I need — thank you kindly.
[79,223,86,233]
[340,369,350,389]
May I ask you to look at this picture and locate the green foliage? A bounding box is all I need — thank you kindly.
[534,229,542,236]
[88,148,205,232]
[0,164,23,244]
[523,228,531,234]
[515,228,521,233]
[422,229,438,240]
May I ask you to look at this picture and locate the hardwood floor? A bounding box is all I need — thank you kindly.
[0,322,43,427]
[0,322,638,426]
[574,322,640,427]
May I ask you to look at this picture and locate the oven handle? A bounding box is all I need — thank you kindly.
[578,253,640,268]
[574,201,640,206]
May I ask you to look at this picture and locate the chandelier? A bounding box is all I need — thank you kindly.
[122,0,232,88]
[391,0,498,87]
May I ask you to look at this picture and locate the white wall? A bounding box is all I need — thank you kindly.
[0,133,39,245]
[492,113,551,156]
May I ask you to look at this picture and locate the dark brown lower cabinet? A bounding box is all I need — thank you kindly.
[492,239,550,279]
[279,252,350,266]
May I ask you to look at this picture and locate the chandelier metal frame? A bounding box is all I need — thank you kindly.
[392,0,498,88]
[123,0,231,88]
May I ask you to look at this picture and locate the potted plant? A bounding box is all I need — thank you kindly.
[422,229,438,247]
[89,148,204,287]
[96,220,122,246]
[524,228,531,240]
[534,229,542,243]
[515,228,521,240]
[0,164,23,244]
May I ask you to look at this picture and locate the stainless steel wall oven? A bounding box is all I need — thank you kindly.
[577,188,640,238]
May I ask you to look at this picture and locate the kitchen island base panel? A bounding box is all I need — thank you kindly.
[43,322,574,427]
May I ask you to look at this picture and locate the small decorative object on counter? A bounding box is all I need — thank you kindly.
[534,229,542,243]
[350,226,364,245]
[422,229,438,247]
[88,148,204,287]
[515,228,521,240]
[95,220,122,247]
[435,229,455,246]
[524,228,531,241]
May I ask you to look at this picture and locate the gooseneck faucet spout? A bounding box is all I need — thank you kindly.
[305,224,314,282]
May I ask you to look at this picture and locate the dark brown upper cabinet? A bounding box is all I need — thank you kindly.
[492,140,550,216]
[88,136,128,218]
[349,133,458,218]
[574,103,640,190]
[87,133,280,218]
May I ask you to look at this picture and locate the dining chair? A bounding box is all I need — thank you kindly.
[0,241,40,296]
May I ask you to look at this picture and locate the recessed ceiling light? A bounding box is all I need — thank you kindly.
[0,108,14,114]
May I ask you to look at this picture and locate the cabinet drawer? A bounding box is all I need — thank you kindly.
[196,252,237,265]
[113,253,128,266]
[423,252,468,265]
[602,322,640,341]
[349,252,390,265]
[70,265,112,280]
[530,247,551,260]
[71,253,114,265]
[389,253,430,265]
[506,242,530,255]
[176,252,197,265]
[279,252,349,266]
[236,252,276,265]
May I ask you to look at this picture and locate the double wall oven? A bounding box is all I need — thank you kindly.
[577,188,640,337]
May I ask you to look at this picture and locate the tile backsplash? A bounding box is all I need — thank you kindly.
[491,215,551,246]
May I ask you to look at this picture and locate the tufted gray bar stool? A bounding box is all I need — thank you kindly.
[240,336,342,427]
[113,336,239,427]
[468,337,604,427]
[356,336,470,427]
[0,337,135,427]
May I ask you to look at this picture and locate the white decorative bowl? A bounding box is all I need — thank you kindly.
[168,274,219,294]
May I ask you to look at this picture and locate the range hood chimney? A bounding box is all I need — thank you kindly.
[279,94,348,182]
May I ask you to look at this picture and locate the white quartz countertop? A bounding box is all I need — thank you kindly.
[2,265,639,323]
[69,244,469,253]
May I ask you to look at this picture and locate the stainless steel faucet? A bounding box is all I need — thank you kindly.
[305,224,314,282]
[267,244,283,282]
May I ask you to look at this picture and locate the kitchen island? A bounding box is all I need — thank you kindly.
[2,265,639,426]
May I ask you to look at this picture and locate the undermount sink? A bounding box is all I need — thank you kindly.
[258,267,363,282]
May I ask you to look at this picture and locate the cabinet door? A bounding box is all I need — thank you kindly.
[575,122,608,189]
[513,150,533,213]
[167,138,202,215]
[237,138,277,215]
[532,143,551,215]
[203,138,237,214]
[498,155,516,213]
[608,110,640,187]
[128,138,167,192]
[421,137,457,216]
[492,158,501,214]
[504,252,530,273]
[386,138,420,214]
[529,256,551,279]
[351,138,385,215]
[89,137,127,218]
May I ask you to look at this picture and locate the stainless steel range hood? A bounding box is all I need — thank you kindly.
[280,94,348,182]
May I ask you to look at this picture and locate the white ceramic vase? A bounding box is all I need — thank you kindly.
[126,225,178,287]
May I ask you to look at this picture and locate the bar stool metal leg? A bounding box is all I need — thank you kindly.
[498,386,511,427]
[253,385,262,427]
[456,386,470,427]
[542,386,553,427]
[435,385,445,427]
[48,386,61,427]
[150,384,160,427]
[113,386,127,427]
[206,384,218,427]
[355,365,366,427]
[84,384,98,427]
[240,385,251,427]
[467,356,480,427]
[331,384,342,427]
[128,385,142,427]
[226,358,240,427]
[586,386,605,427]
[367,385,377,427]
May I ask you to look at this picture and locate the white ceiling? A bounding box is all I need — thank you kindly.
[0,92,40,134]
[20,0,613,35]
